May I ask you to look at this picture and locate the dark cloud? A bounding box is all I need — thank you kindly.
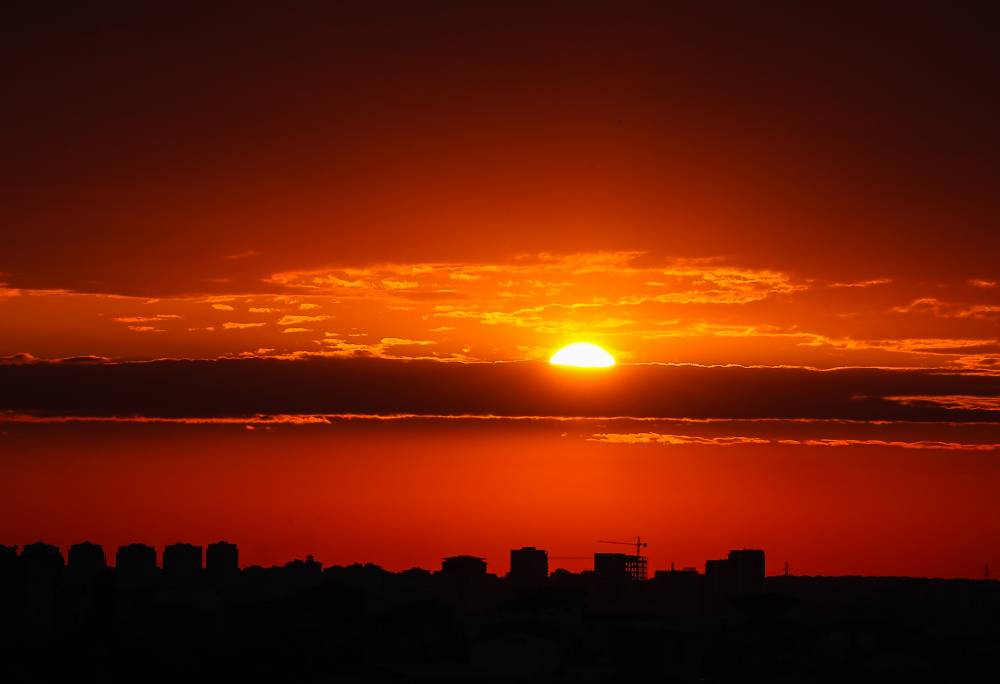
[0,353,37,365]
[0,353,111,365]
[0,358,997,421]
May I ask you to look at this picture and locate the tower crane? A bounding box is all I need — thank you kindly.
[597,536,647,557]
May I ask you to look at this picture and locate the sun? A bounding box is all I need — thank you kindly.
[549,342,616,368]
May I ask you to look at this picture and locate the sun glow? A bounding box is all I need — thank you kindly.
[549,342,616,368]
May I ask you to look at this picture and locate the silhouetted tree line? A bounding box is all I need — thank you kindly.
[1,541,998,682]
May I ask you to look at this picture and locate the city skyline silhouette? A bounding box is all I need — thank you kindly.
[3,536,999,681]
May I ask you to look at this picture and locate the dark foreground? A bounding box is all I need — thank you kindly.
[1,545,998,682]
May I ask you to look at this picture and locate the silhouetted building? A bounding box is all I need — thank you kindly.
[326,562,391,592]
[4,536,1000,681]
[68,541,106,582]
[653,567,702,617]
[21,542,65,581]
[441,555,487,583]
[283,555,323,590]
[116,543,157,582]
[0,545,20,636]
[399,566,433,581]
[594,552,647,581]
[728,548,765,594]
[163,543,202,580]
[0,544,18,578]
[206,540,239,581]
[510,547,548,587]
[704,558,736,615]
[705,558,733,585]
[653,566,700,583]
[21,542,64,634]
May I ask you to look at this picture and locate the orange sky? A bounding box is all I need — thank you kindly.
[2,419,998,578]
[1,3,998,576]
[1,251,998,370]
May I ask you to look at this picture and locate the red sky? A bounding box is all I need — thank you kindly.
[1,2,998,576]
[2,419,998,578]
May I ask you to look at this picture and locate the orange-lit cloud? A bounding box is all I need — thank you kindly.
[222,322,267,330]
[892,298,1000,319]
[886,395,1000,411]
[1,252,998,374]
[590,433,771,446]
[590,432,1000,451]
[276,314,331,326]
[113,315,181,323]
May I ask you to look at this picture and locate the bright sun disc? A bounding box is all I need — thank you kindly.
[549,342,616,368]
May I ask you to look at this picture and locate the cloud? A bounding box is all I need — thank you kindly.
[783,438,1000,451]
[1,353,110,365]
[113,315,181,323]
[0,358,997,421]
[222,322,267,329]
[380,337,435,346]
[281,327,312,334]
[266,253,805,307]
[0,353,39,365]
[320,340,377,356]
[303,275,372,289]
[223,250,262,260]
[381,279,419,289]
[886,395,1000,411]
[590,433,771,445]
[277,314,331,326]
[4,251,999,373]
[590,432,1000,451]
[316,336,449,359]
[829,278,893,288]
[54,355,113,364]
[891,298,1000,319]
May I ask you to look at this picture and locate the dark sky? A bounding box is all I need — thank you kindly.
[3,1,999,295]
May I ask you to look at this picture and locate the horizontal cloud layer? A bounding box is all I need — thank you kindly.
[3,252,999,373]
[1,358,998,421]
[590,432,1000,451]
